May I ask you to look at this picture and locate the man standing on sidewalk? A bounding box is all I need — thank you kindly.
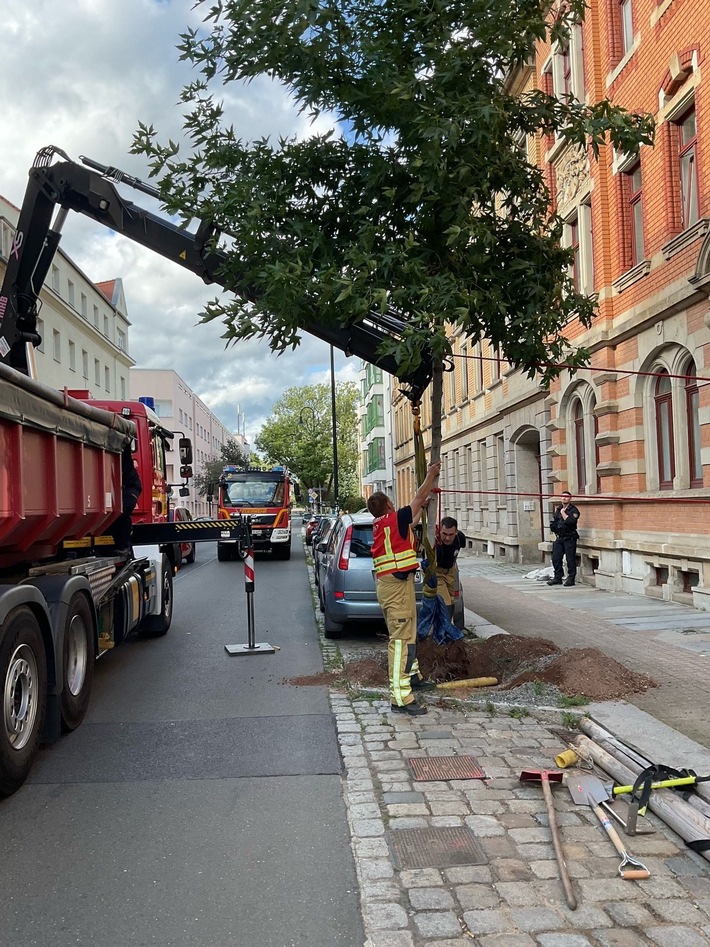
[548,491,581,587]
[368,461,441,717]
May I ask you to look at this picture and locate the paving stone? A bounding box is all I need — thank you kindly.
[388,817,428,829]
[476,935,535,947]
[480,836,518,858]
[560,904,614,929]
[528,860,562,880]
[577,878,646,901]
[399,868,444,888]
[508,907,565,932]
[413,911,462,938]
[465,814,507,837]
[364,901,409,930]
[408,887,456,910]
[383,791,425,804]
[339,733,364,745]
[603,901,655,926]
[667,856,708,877]
[430,801,470,816]
[646,928,710,947]
[419,730,453,739]
[360,858,395,881]
[514,843,555,860]
[590,928,656,947]
[354,818,385,837]
[465,799,506,815]
[376,759,410,772]
[367,931,415,947]
[679,877,710,898]
[348,778,375,791]
[461,908,512,935]
[355,838,390,858]
[362,880,402,901]
[351,803,383,819]
[348,791,378,805]
[499,813,538,829]
[496,880,559,907]
[387,803,430,817]
[508,827,552,844]
[431,815,464,827]
[636,876,690,899]
[455,883,502,910]
[444,866,494,884]
[652,902,709,925]
[420,940,472,947]
[370,750,403,761]
[537,935,594,947]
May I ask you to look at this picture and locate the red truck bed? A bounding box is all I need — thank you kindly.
[0,363,135,569]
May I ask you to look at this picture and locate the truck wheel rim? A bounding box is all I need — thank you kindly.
[66,612,88,696]
[4,644,38,750]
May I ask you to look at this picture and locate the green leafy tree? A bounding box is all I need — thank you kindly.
[192,436,248,498]
[134,0,653,491]
[255,382,359,507]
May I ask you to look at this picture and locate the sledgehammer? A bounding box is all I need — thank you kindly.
[520,768,577,910]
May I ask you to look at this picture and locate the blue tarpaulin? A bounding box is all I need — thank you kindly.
[416,563,465,645]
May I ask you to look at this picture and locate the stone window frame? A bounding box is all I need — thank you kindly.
[639,344,703,491]
[560,381,598,495]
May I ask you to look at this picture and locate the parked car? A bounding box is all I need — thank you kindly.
[170,505,196,565]
[304,513,324,546]
[312,515,337,587]
[317,512,465,637]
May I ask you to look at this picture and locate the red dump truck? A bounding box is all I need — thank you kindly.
[0,146,433,797]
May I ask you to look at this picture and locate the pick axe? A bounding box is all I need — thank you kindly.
[520,768,576,910]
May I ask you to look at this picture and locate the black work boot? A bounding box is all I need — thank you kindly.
[411,677,437,691]
[390,702,428,716]
[563,577,576,587]
[547,577,563,586]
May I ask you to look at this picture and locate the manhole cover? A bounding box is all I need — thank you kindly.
[388,826,488,869]
[408,755,487,781]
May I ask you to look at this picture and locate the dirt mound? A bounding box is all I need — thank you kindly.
[286,634,657,702]
[503,646,656,700]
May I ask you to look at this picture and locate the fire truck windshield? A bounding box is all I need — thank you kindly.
[224,478,285,508]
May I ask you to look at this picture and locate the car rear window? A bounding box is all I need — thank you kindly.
[349,525,374,558]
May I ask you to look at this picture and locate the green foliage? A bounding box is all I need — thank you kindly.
[133,0,654,385]
[508,705,530,719]
[192,436,248,498]
[558,693,590,707]
[254,381,359,507]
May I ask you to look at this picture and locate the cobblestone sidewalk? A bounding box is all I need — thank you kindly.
[330,693,710,947]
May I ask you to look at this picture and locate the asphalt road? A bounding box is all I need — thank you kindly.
[0,541,364,947]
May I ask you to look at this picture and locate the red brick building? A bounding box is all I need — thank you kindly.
[393,0,710,609]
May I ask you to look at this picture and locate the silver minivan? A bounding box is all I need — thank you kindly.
[317,512,465,638]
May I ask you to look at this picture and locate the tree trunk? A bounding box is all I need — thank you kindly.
[426,359,443,546]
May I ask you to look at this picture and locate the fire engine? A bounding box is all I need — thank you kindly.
[217,465,299,560]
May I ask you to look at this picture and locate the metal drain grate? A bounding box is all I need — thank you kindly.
[388,826,488,869]
[408,755,487,781]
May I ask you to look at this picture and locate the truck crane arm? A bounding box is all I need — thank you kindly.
[0,146,432,400]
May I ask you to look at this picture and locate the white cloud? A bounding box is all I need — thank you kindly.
[0,0,355,444]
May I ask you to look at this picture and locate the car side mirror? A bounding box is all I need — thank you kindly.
[178,437,193,465]
[317,541,327,553]
[179,486,190,497]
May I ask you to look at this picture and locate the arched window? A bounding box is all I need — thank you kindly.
[655,371,675,489]
[574,399,586,490]
[686,361,702,487]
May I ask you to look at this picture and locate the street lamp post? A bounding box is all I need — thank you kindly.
[330,345,339,514]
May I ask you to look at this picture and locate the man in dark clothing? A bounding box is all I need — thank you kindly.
[435,516,467,619]
[112,443,142,556]
[548,491,580,587]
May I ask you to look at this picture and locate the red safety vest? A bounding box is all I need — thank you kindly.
[372,510,419,577]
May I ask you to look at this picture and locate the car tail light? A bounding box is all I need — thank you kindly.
[338,526,353,570]
[334,591,345,600]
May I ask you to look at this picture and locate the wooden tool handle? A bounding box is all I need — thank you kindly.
[592,804,626,856]
[621,869,651,880]
[542,777,577,910]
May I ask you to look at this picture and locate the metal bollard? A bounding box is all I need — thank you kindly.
[224,535,276,656]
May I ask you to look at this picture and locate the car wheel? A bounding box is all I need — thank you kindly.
[318,585,325,614]
[323,602,344,639]
[186,543,196,564]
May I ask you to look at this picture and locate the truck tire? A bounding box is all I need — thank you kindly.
[60,593,95,732]
[0,606,47,798]
[272,543,291,560]
[139,555,173,637]
[217,544,231,562]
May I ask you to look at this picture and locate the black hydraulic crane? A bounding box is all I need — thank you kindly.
[0,146,432,400]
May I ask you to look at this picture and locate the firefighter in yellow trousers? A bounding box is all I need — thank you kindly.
[367,461,441,716]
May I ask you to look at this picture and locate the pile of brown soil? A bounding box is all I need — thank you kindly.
[286,633,657,702]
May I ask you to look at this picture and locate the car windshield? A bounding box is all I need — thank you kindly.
[349,525,374,558]
[224,479,284,507]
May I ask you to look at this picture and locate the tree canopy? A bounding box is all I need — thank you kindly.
[255,381,361,509]
[134,0,653,388]
[192,435,249,499]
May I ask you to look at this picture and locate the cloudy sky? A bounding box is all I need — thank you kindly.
[0,0,361,444]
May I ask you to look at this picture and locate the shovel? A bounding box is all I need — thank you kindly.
[567,775,650,880]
